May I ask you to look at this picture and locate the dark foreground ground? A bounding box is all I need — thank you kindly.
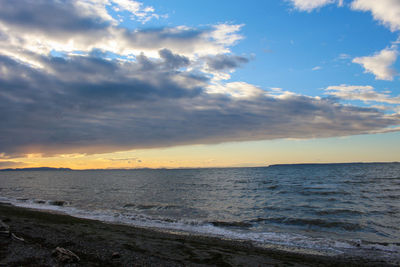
[0,204,396,266]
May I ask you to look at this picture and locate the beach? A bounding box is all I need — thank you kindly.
[1,204,396,266]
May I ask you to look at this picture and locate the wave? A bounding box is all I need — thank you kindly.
[123,203,181,210]
[344,177,400,185]
[302,185,336,190]
[300,191,351,196]
[314,209,364,216]
[209,221,253,228]
[266,185,278,190]
[376,195,400,200]
[248,217,363,231]
[11,197,69,206]
[48,200,69,206]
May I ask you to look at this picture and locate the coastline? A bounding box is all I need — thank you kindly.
[0,204,396,266]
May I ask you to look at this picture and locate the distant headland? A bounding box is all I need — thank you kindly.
[0,167,72,171]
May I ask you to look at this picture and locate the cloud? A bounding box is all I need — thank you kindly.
[0,0,243,65]
[289,1,400,81]
[0,54,399,157]
[159,49,190,69]
[348,1,400,80]
[206,82,264,98]
[105,157,139,162]
[0,0,110,33]
[312,66,322,71]
[288,0,341,12]
[351,0,400,32]
[352,47,398,80]
[325,84,400,104]
[205,54,248,71]
[0,161,26,168]
[110,0,158,23]
[0,0,158,28]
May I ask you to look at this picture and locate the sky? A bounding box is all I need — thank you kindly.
[0,0,399,169]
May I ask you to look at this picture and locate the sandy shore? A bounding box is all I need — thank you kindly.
[0,203,396,266]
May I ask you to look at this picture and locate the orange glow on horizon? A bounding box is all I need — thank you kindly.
[1,132,400,170]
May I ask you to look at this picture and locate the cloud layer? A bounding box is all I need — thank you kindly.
[0,0,399,157]
[1,53,399,157]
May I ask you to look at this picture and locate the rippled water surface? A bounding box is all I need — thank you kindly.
[1,163,399,256]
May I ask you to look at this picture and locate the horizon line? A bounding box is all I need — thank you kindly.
[1,161,399,171]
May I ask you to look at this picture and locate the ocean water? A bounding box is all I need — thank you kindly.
[1,163,400,260]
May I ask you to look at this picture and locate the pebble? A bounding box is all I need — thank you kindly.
[112,252,121,259]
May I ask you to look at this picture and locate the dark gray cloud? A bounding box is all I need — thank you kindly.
[159,49,190,69]
[0,0,109,34]
[0,53,398,157]
[206,54,249,70]
[125,27,205,47]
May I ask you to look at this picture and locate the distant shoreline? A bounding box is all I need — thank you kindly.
[0,167,73,172]
[1,162,399,172]
[267,162,400,167]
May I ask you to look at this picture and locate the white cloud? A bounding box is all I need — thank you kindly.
[312,66,322,71]
[351,0,400,32]
[288,0,341,12]
[325,84,400,104]
[74,0,158,24]
[206,82,264,98]
[210,24,244,47]
[110,0,158,23]
[352,47,398,80]
[266,87,301,99]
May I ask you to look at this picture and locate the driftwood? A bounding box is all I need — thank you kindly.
[52,247,80,263]
[11,233,25,242]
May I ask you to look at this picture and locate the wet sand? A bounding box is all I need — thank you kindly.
[0,204,395,266]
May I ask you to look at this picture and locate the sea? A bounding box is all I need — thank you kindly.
[1,163,399,261]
